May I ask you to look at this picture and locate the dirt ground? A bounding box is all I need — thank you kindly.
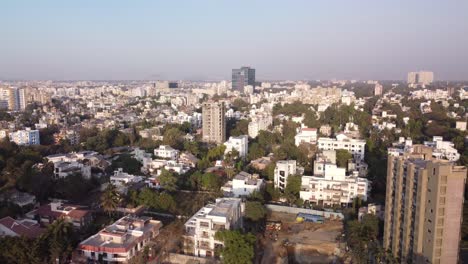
[260,211,344,264]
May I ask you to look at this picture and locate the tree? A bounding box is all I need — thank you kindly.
[245,201,266,222]
[214,230,256,264]
[336,149,352,169]
[163,127,183,148]
[284,175,301,197]
[101,184,121,216]
[201,173,221,191]
[248,142,265,161]
[158,169,178,191]
[43,218,76,263]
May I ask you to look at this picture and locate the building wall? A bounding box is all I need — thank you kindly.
[202,102,226,144]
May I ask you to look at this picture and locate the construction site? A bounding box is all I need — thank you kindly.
[259,210,345,264]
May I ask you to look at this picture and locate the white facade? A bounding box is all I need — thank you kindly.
[456,121,466,131]
[154,145,179,160]
[248,114,272,138]
[274,160,298,191]
[299,163,369,206]
[184,198,243,258]
[53,161,92,179]
[424,136,460,161]
[294,127,317,146]
[224,135,248,159]
[221,171,264,197]
[110,168,143,186]
[9,128,40,145]
[317,134,366,160]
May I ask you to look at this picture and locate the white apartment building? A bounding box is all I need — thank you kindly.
[274,160,303,191]
[317,134,366,160]
[294,127,317,146]
[248,114,272,138]
[224,135,248,159]
[424,136,460,161]
[300,163,369,206]
[78,216,161,263]
[9,128,40,145]
[184,198,243,258]
[110,169,143,186]
[154,145,179,160]
[53,161,92,179]
[221,171,264,197]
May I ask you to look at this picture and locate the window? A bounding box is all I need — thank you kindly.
[441,175,447,184]
[438,208,445,216]
[440,186,446,195]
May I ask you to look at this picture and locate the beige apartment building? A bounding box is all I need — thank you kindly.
[384,145,467,264]
[202,102,226,144]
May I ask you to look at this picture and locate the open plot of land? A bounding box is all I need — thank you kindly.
[260,211,344,264]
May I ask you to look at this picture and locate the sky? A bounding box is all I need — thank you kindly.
[1,0,467,81]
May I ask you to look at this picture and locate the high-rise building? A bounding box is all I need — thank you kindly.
[232,67,255,92]
[0,87,27,111]
[383,145,467,264]
[407,71,434,86]
[202,102,226,144]
[374,83,383,96]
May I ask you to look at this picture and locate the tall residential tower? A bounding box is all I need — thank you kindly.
[202,102,226,144]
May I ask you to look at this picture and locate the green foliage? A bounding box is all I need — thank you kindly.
[111,154,142,175]
[214,230,256,264]
[163,127,184,149]
[284,175,301,202]
[158,169,178,191]
[345,214,380,263]
[54,174,98,202]
[84,128,130,153]
[248,142,265,161]
[137,188,176,213]
[200,172,222,191]
[100,183,121,216]
[231,99,249,110]
[207,145,226,161]
[0,110,13,121]
[336,149,352,168]
[245,201,266,222]
[229,119,249,137]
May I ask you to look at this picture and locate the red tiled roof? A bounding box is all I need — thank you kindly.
[0,217,45,238]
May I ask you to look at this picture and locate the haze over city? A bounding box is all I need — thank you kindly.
[1,0,468,81]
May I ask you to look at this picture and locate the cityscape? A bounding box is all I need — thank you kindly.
[0,1,467,264]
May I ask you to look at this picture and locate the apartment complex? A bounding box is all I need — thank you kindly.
[232,66,255,92]
[317,134,366,161]
[184,198,243,258]
[202,102,226,144]
[0,86,27,111]
[224,135,248,159]
[274,160,303,191]
[9,128,40,145]
[294,127,317,146]
[407,71,434,86]
[78,215,161,263]
[383,145,467,264]
[221,171,264,197]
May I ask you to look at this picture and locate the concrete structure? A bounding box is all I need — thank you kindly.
[78,215,161,263]
[294,127,317,146]
[374,83,383,96]
[408,71,434,86]
[184,198,243,258]
[232,67,255,92]
[383,146,467,264]
[0,217,44,238]
[299,163,369,206]
[455,121,466,131]
[202,102,226,144]
[31,202,92,228]
[317,134,366,160]
[154,145,179,160]
[221,171,264,197]
[248,114,272,138]
[223,135,248,159]
[9,128,40,145]
[274,160,303,191]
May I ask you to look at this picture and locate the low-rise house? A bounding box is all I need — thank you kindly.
[154,145,179,160]
[1,190,36,208]
[250,155,273,170]
[184,198,243,258]
[0,217,45,238]
[358,204,384,221]
[294,127,317,146]
[53,161,92,179]
[30,202,92,228]
[317,134,366,161]
[110,168,143,186]
[221,172,264,197]
[78,215,162,263]
[179,152,199,168]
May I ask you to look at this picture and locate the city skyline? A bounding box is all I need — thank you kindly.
[1,0,468,81]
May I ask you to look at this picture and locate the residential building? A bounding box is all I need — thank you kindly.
[383,146,467,264]
[30,202,92,228]
[202,102,226,144]
[0,217,44,238]
[78,215,162,263]
[248,114,272,138]
[358,204,384,222]
[299,163,369,206]
[274,160,303,191]
[52,161,92,179]
[224,135,248,159]
[232,67,255,92]
[184,198,243,258]
[9,128,40,145]
[456,121,466,131]
[319,124,332,136]
[317,134,366,160]
[374,83,383,96]
[424,136,460,161]
[294,127,317,146]
[110,168,143,187]
[408,71,434,86]
[154,145,179,160]
[221,171,264,197]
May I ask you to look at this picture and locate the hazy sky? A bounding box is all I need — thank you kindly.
[1,0,467,81]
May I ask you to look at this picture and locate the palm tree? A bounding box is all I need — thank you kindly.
[43,218,74,263]
[101,183,121,216]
